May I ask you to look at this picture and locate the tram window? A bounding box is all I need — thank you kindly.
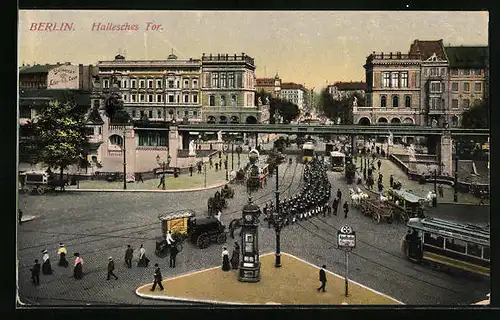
[424,232,444,248]
[483,247,490,260]
[445,238,466,254]
[466,243,482,258]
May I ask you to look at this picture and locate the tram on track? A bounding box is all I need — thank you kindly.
[330,151,346,171]
[401,217,490,277]
[302,141,314,163]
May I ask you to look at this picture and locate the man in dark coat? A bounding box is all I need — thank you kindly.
[332,198,339,216]
[197,162,202,174]
[18,209,23,224]
[337,189,342,204]
[150,263,164,291]
[343,201,349,218]
[189,165,193,177]
[169,245,179,268]
[377,159,382,170]
[390,175,394,188]
[107,257,118,280]
[124,245,133,268]
[31,259,41,286]
[317,265,327,292]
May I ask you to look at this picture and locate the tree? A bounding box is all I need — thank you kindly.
[270,98,300,124]
[103,83,130,124]
[461,100,489,129]
[318,88,354,124]
[29,99,89,189]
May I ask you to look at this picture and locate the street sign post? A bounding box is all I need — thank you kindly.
[338,225,356,297]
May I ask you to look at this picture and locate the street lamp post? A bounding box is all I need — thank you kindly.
[223,142,229,181]
[267,161,284,268]
[236,144,242,169]
[156,154,171,190]
[204,163,207,188]
[123,127,127,190]
[454,140,459,202]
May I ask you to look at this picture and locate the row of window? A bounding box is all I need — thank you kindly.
[380,95,412,108]
[450,68,482,76]
[102,78,198,89]
[451,82,482,92]
[382,72,409,88]
[451,98,482,109]
[423,67,446,77]
[131,109,199,119]
[208,94,237,107]
[211,72,236,88]
[122,93,199,104]
[424,232,490,260]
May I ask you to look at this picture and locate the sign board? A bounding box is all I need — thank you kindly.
[167,217,189,235]
[338,224,356,249]
[47,65,79,89]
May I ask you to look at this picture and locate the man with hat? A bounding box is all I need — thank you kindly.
[150,263,164,291]
[41,249,53,275]
[30,259,41,286]
[124,245,133,269]
[107,257,118,280]
[57,243,68,268]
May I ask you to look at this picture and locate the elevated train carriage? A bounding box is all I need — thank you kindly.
[302,141,315,163]
[402,217,490,277]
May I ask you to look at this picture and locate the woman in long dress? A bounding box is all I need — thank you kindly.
[230,242,240,269]
[57,243,69,268]
[41,250,53,275]
[138,244,149,267]
[221,246,231,271]
[73,253,83,279]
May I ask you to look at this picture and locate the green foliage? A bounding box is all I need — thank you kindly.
[27,99,89,177]
[461,100,489,129]
[318,88,354,124]
[103,89,130,124]
[255,89,300,123]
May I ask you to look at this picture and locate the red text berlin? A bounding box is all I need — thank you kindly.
[30,22,74,31]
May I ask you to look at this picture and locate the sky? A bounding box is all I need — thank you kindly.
[18,10,488,91]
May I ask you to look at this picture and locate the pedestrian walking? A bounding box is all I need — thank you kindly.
[219,158,222,169]
[150,263,164,291]
[157,175,165,189]
[138,244,149,267]
[438,184,444,197]
[337,189,342,204]
[218,150,222,158]
[107,257,118,280]
[125,245,133,268]
[197,162,202,174]
[57,243,69,268]
[18,209,23,224]
[30,259,41,286]
[317,265,327,292]
[41,250,53,275]
[73,253,83,279]
[363,168,367,181]
[221,246,231,271]
[230,242,240,269]
[333,198,338,216]
[189,165,193,177]
[326,203,332,216]
[215,163,219,171]
[343,201,349,218]
[209,157,213,169]
[224,159,228,170]
[169,245,179,268]
[390,175,394,188]
[377,159,381,170]
[137,173,144,183]
[378,182,383,193]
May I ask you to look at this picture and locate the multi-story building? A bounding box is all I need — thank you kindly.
[200,53,261,124]
[444,46,488,127]
[409,40,449,127]
[280,82,306,111]
[255,73,281,98]
[327,81,366,101]
[96,53,203,124]
[359,51,422,125]
[19,62,97,91]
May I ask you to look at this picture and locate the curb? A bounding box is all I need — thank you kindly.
[55,181,230,194]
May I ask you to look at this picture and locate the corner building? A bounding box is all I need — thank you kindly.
[359,52,422,126]
[201,53,260,124]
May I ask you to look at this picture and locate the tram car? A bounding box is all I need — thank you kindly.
[401,217,490,277]
[302,141,315,163]
[330,151,346,172]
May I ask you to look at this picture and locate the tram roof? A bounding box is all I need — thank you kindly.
[407,217,490,245]
[159,209,196,221]
[302,142,314,150]
[389,189,426,203]
[330,151,345,157]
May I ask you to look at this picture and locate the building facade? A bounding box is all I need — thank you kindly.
[280,82,306,111]
[19,62,97,91]
[409,40,449,127]
[255,73,281,98]
[444,46,488,127]
[327,81,366,101]
[358,51,422,125]
[200,53,261,124]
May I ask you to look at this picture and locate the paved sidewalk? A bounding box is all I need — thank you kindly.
[136,252,402,305]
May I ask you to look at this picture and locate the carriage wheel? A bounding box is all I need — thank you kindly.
[154,246,169,258]
[216,233,227,245]
[197,233,210,249]
[372,212,381,224]
[37,186,45,195]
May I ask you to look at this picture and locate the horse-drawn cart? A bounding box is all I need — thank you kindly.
[359,198,394,224]
[155,210,194,257]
